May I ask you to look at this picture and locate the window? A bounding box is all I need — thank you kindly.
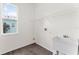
[1,3,18,35]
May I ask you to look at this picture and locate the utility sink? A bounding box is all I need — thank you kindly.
[53,35,78,55]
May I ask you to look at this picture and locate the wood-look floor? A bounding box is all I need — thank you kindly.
[3,43,52,55]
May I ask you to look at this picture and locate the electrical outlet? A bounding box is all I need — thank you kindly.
[33,37,35,40]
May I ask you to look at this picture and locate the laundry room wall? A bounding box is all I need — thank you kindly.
[34,3,79,52]
[0,3,35,54]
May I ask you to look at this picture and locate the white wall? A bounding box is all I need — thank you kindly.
[0,3,35,54]
[34,3,79,53]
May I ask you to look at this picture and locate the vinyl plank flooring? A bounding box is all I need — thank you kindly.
[3,43,52,55]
